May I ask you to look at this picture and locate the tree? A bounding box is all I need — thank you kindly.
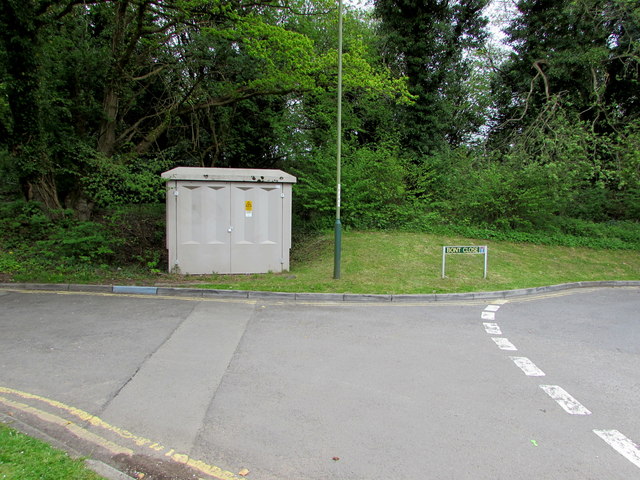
[0,0,411,215]
[489,0,640,220]
[0,0,61,208]
[492,0,640,136]
[374,0,490,156]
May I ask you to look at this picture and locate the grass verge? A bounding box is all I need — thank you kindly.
[0,423,104,480]
[3,230,637,294]
[189,231,640,294]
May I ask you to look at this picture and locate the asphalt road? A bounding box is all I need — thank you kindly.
[0,286,638,480]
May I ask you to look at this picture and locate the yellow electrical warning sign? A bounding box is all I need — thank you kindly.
[245,200,253,217]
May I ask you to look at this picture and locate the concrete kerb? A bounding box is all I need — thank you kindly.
[26,283,71,291]
[392,294,438,302]
[69,284,114,293]
[0,281,639,303]
[434,291,477,301]
[156,287,204,297]
[295,292,346,302]
[112,285,158,295]
[85,460,135,480]
[202,289,250,299]
[249,290,296,300]
[344,293,392,302]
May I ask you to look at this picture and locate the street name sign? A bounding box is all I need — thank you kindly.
[442,245,488,278]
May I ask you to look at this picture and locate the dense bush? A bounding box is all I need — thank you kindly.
[0,201,119,264]
[293,144,409,229]
[291,136,639,251]
[102,204,166,268]
[291,101,639,247]
[0,201,59,246]
[77,149,170,207]
[0,201,166,277]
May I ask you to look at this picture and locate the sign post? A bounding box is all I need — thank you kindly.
[442,245,488,279]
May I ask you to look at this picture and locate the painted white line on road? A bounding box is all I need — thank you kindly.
[483,323,502,335]
[509,356,545,376]
[481,311,496,320]
[484,305,501,312]
[594,429,640,470]
[492,337,517,351]
[540,385,591,415]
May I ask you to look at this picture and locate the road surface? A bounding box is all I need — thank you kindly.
[0,286,638,479]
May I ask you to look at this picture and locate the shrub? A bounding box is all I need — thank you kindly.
[293,144,411,229]
[0,200,166,272]
[34,221,121,264]
[102,204,166,268]
[0,201,59,248]
[76,147,170,207]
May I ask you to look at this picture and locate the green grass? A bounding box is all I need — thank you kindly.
[0,423,105,480]
[188,231,638,294]
[2,230,639,294]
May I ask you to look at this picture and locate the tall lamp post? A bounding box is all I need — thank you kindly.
[333,0,343,279]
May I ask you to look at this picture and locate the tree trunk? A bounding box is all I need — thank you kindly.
[97,85,119,157]
[97,1,129,157]
[22,174,63,211]
[64,189,95,221]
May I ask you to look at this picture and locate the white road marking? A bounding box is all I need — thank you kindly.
[509,356,545,376]
[540,385,591,415]
[481,311,496,320]
[492,337,517,351]
[483,323,502,335]
[484,305,501,312]
[594,429,640,469]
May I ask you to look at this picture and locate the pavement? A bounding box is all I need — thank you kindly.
[0,281,639,480]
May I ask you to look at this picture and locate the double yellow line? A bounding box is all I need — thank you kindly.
[0,386,243,480]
